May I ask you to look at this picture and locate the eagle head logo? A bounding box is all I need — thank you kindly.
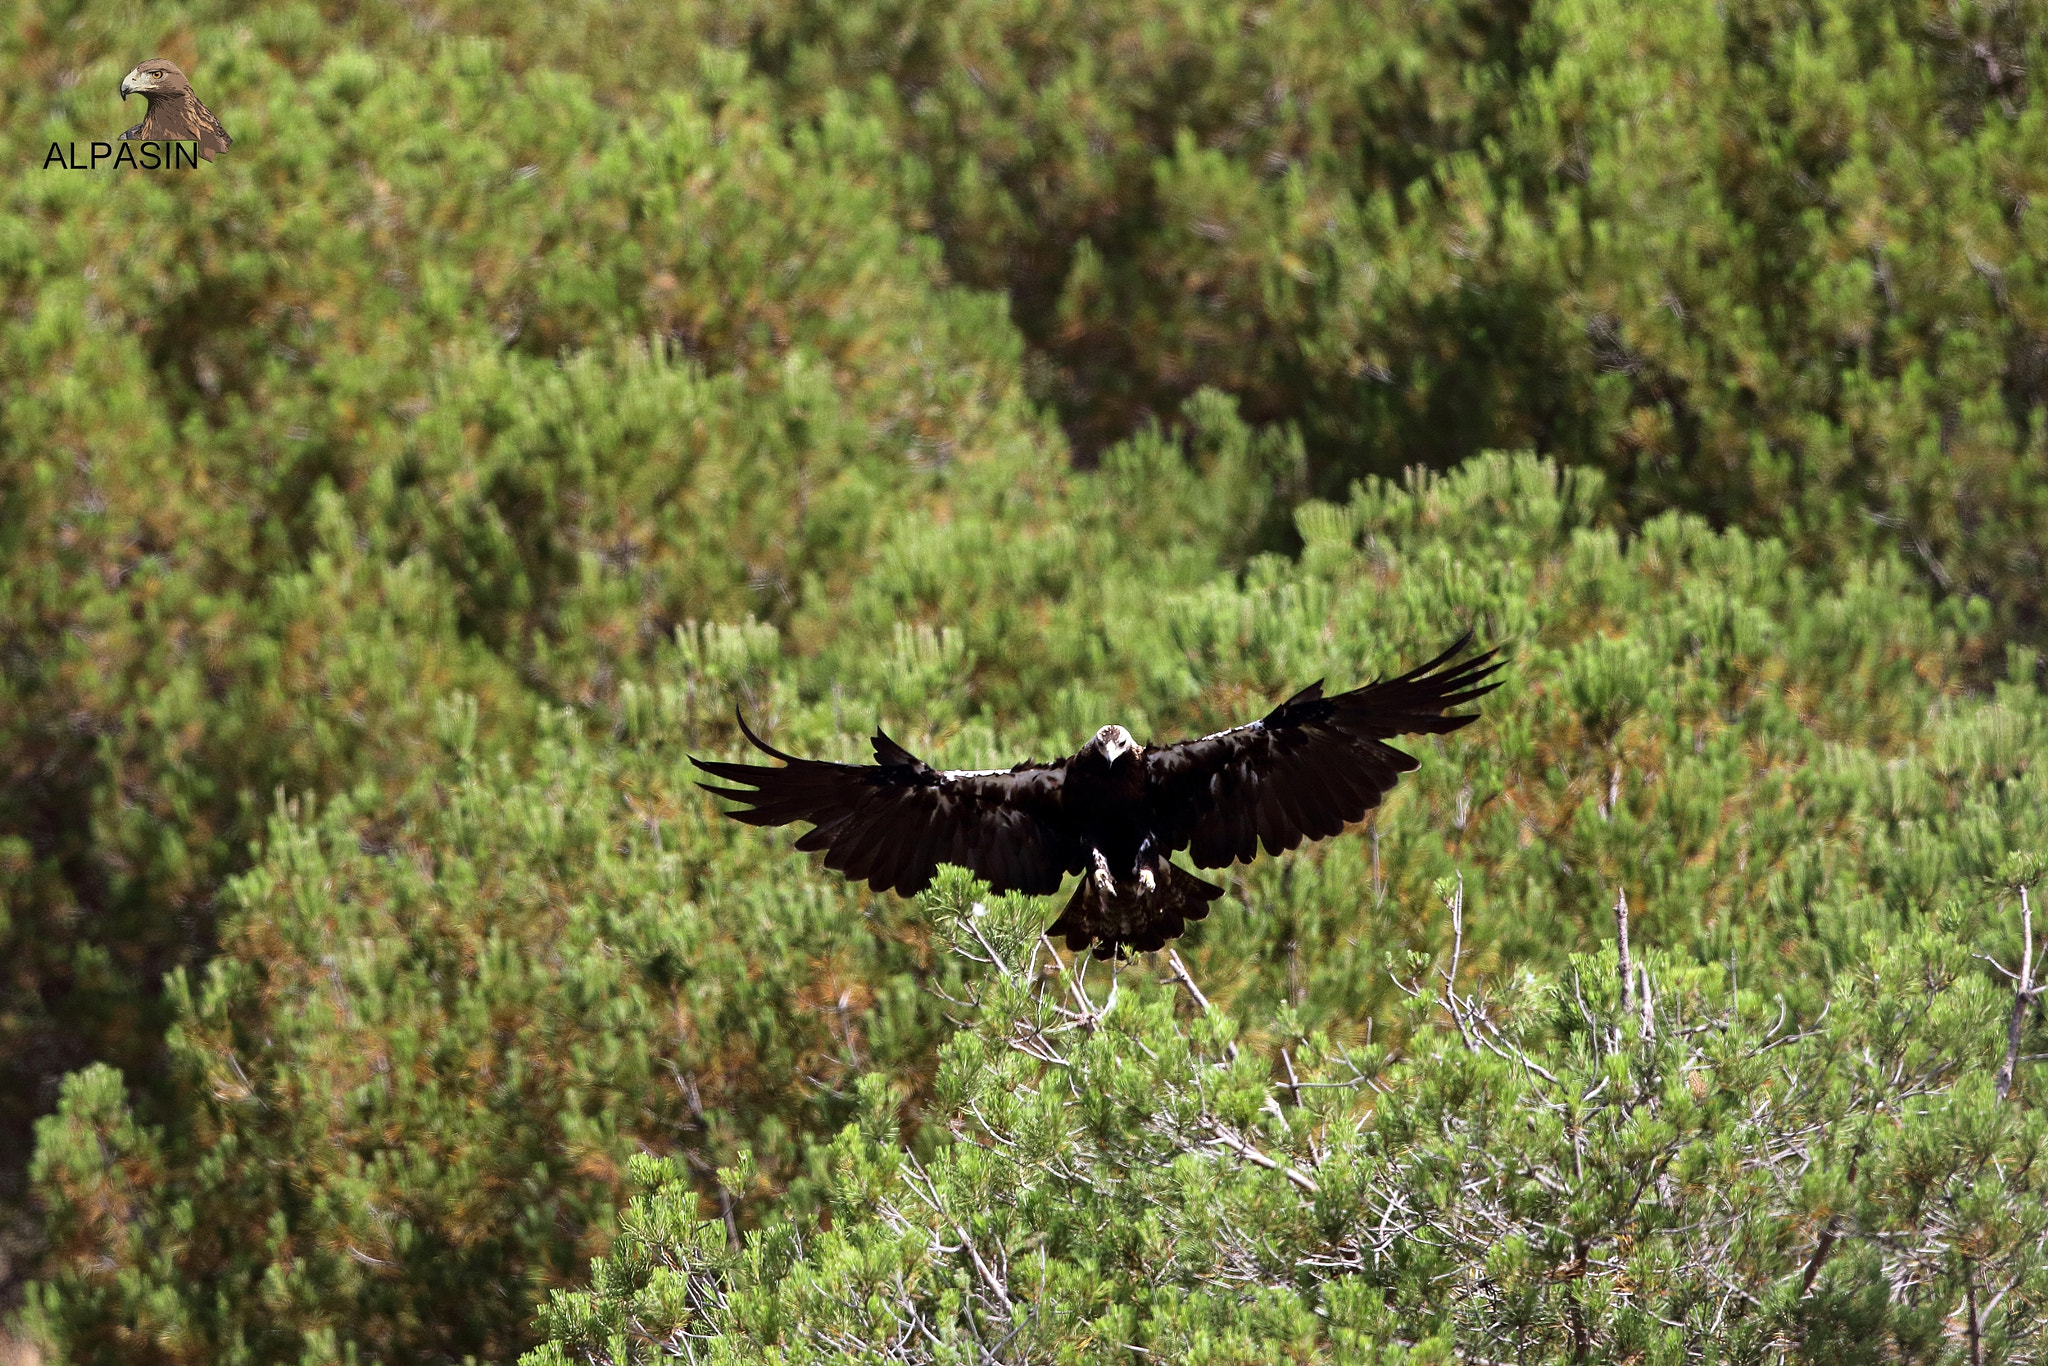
[118,58,232,162]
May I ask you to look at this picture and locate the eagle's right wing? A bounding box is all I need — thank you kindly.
[693,714,1082,897]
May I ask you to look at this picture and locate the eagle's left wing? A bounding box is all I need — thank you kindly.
[1143,634,1504,868]
[693,714,1083,897]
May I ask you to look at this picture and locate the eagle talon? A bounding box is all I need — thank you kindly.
[1091,848,1116,896]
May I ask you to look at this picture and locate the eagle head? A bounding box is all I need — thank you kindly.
[120,58,189,101]
[1088,724,1139,763]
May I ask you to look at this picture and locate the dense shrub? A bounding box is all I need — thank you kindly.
[0,38,1043,1231]
[529,867,2048,1364]
[16,0,2046,566]
[26,452,2048,1360]
[262,0,2048,622]
[5,0,2047,1354]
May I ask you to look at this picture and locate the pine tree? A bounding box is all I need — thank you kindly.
[529,866,2048,1364]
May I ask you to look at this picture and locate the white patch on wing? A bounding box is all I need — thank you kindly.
[940,768,1013,779]
[1190,719,1263,744]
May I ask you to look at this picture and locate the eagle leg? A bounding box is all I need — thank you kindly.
[1090,847,1115,896]
[1047,859,1225,962]
[1133,832,1160,894]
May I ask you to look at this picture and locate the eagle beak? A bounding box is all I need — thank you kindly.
[119,69,145,99]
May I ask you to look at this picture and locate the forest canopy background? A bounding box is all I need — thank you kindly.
[2,0,2046,1361]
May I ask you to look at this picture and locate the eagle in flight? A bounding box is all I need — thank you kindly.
[695,635,1502,959]
[119,60,233,161]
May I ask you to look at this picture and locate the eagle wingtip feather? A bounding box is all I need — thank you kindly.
[692,780,763,801]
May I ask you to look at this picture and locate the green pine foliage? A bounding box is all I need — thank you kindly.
[0,36,1041,1230]
[27,702,962,1364]
[47,0,2031,611]
[528,868,2048,1365]
[15,0,2044,553]
[3,0,2047,1358]
[26,449,2048,1360]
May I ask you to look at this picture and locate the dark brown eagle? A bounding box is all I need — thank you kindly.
[119,59,232,161]
[694,635,1503,959]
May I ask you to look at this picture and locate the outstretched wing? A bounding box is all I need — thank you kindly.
[1144,634,1504,868]
[693,714,1083,897]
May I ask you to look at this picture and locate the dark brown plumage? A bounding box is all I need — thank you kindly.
[694,634,1504,959]
[119,59,232,162]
